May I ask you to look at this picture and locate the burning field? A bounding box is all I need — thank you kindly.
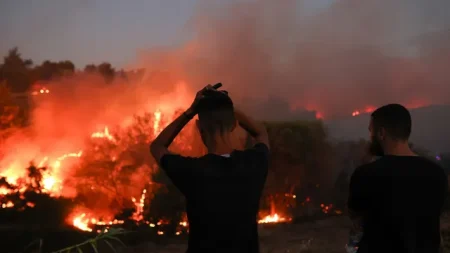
[0,96,335,229]
[2,0,450,251]
[0,73,347,252]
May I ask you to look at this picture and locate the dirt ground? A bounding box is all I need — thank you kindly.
[124,214,450,253]
[124,216,351,253]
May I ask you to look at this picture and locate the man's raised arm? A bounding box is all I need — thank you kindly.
[150,109,194,165]
[234,108,270,149]
[150,84,214,164]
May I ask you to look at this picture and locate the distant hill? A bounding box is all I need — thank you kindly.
[325,105,450,153]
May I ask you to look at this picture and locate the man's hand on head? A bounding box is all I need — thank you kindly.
[150,83,226,165]
[187,84,212,117]
[188,83,224,111]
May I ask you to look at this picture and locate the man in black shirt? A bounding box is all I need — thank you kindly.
[150,84,270,253]
[348,104,448,253]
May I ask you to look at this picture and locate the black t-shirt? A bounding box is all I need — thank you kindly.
[160,143,269,253]
[348,156,448,253]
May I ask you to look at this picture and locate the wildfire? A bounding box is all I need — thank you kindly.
[91,126,116,142]
[70,188,149,232]
[31,86,50,96]
[0,84,340,235]
[73,213,93,232]
[0,104,194,231]
[132,188,146,221]
[71,212,126,233]
[258,196,293,224]
[153,110,162,136]
[258,213,290,224]
[0,150,83,198]
[351,106,376,117]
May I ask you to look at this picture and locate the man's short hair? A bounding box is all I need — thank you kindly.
[197,90,235,136]
[371,104,412,140]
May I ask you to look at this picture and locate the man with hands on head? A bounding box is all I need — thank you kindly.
[150,83,270,253]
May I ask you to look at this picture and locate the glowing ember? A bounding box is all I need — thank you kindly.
[132,188,147,221]
[315,112,324,120]
[258,213,290,224]
[351,110,360,117]
[1,201,14,209]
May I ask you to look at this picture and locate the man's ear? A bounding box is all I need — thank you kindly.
[378,127,386,141]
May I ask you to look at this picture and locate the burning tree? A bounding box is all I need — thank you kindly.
[60,109,205,231]
[67,113,160,221]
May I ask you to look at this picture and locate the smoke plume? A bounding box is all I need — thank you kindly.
[134,0,450,119]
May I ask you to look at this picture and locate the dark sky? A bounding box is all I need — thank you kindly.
[0,0,335,68]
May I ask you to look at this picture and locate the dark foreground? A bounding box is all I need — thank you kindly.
[127,215,450,253]
[127,217,348,253]
[5,215,450,253]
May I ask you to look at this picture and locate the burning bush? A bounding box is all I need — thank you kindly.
[1,109,343,235]
[0,165,74,228]
[260,121,336,219]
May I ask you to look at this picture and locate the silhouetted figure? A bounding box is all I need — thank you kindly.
[347,104,448,253]
[150,84,270,253]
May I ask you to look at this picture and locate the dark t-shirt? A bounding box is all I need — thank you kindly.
[160,143,269,253]
[348,156,448,253]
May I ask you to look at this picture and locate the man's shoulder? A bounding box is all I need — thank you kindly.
[232,143,270,162]
[161,153,198,161]
[415,156,447,178]
[160,153,200,169]
[244,143,270,155]
[353,160,379,176]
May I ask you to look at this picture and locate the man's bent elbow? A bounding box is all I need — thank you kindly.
[150,142,170,165]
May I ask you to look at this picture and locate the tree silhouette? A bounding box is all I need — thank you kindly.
[83,63,116,82]
[0,81,24,136]
[0,47,33,92]
[98,62,115,82]
[32,60,75,81]
[84,64,97,73]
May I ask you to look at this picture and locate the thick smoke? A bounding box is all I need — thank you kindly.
[135,0,450,119]
[2,0,450,185]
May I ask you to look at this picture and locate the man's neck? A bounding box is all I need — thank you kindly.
[208,145,234,155]
[384,141,417,156]
[207,138,234,155]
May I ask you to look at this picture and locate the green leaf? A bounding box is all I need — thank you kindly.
[76,245,83,253]
[106,236,126,247]
[104,239,116,253]
[90,241,99,253]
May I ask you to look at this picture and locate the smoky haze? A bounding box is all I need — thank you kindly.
[3,0,450,176]
[133,0,450,119]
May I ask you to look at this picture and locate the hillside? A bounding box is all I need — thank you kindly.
[326,105,450,153]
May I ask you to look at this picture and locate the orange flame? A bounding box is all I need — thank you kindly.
[258,213,290,224]
[91,127,115,142]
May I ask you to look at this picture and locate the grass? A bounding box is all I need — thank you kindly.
[19,228,129,253]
